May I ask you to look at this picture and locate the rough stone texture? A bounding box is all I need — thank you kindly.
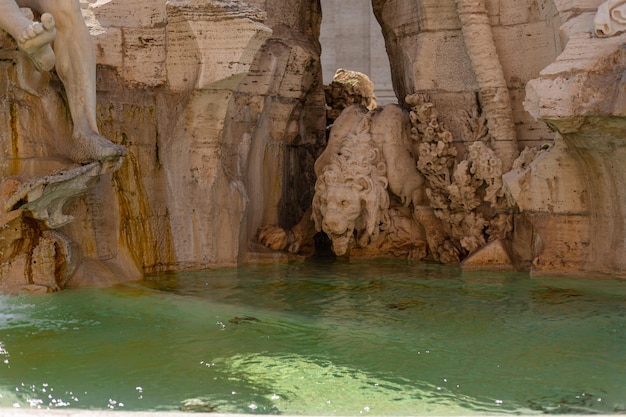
[2,0,626,286]
[373,0,561,152]
[519,1,626,277]
[0,0,324,290]
[86,0,325,273]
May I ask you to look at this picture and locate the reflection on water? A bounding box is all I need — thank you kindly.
[0,259,625,414]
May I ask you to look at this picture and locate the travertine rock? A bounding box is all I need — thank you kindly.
[373,0,561,150]
[312,104,426,256]
[2,0,626,286]
[0,0,292,290]
[455,0,518,171]
[520,0,626,277]
[0,161,123,293]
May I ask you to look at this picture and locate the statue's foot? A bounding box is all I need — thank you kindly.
[17,13,56,72]
[69,132,127,164]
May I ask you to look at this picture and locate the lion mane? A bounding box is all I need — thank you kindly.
[312,132,391,250]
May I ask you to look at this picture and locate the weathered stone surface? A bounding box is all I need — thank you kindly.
[0,160,124,292]
[517,0,626,277]
[373,0,561,151]
[461,239,514,272]
[503,136,588,215]
[259,101,430,259]
[5,160,123,228]
[1,0,625,286]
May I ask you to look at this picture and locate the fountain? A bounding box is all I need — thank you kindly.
[0,0,625,414]
[0,0,623,287]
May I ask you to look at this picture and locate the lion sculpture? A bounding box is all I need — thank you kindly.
[258,103,429,257]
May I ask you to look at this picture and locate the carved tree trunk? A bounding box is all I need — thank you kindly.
[455,0,518,171]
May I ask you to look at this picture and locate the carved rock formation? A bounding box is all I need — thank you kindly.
[512,0,626,277]
[406,94,514,266]
[0,161,123,293]
[0,0,325,291]
[454,0,518,171]
[2,0,626,288]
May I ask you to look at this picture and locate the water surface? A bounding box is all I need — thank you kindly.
[0,259,625,414]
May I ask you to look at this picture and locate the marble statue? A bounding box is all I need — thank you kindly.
[311,104,426,256]
[324,68,377,123]
[594,0,626,37]
[258,96,430,258]
[258,67,515,264]
[0,0,125,163]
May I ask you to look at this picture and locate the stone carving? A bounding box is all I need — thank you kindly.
[311,103,425,256]
[258,70,518,264]
[0,0,281,292]
[454,0,518,172]
[518,0,626,277]
[258,98,430,259]
[0,0,126,163]
[594,0,626,37]
[2,0,624,288]
[0,1,131,293]
[0,160,122,293]
[5,159,123,229]
[407,93,512,264]
[324,68,377,123]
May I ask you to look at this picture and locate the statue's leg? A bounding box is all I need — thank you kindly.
[18,0,126,163]
[1,0,55,71]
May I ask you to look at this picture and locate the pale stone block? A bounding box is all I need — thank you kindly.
[503,136,588,215]
[498,1,531,25]
[276,45,318,99]
[539,20,623,77]
[528,213,592,274]
[493,21,561,87]
[461,240,514,271]
[411,31,477,92]
[166,13,271,91]
[525,32,626,122]
[509,88,554,146]
[416,0,462,31]
[238,41,291,96]
[90,27,123,68]
[89,0,167,28]
[553,0,604,16]
[122,27,167,86]
[484,0,501,26]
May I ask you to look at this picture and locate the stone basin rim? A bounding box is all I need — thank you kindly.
[1,410,624,417]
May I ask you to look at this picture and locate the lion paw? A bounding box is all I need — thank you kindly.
[257,225,290,251]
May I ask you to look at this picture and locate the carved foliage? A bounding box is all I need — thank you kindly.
[406,93,512,262]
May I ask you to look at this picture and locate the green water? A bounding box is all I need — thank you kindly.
[0,259,625,415]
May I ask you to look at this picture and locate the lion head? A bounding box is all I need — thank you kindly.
[312,136,390,256]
